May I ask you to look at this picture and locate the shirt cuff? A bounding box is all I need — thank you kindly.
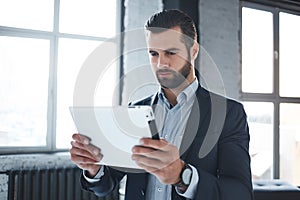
[83,166,105,183]
[176,164,199,199]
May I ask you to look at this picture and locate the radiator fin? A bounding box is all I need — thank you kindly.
[6,167,119,200]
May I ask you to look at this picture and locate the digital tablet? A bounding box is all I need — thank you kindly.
[69,105,158,169]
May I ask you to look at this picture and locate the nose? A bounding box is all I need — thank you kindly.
[157,54,169,68]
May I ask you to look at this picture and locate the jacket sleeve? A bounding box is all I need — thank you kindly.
[193,102,253,200]
[80,166,125,197]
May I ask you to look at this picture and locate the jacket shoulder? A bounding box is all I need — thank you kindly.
[201,87,244,111]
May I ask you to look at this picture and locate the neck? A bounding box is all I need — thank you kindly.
[162,76,195,106]
[163,88,180,106]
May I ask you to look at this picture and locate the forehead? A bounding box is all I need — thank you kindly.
[146,26,186,50]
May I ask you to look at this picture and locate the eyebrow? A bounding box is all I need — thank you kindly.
[165,48,180,52]
[148,48,181,53]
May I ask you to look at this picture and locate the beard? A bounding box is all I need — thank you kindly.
[156,61,192,89]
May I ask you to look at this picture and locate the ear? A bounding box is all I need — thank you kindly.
[191,42,199,60]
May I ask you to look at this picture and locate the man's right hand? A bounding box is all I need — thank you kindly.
[70,133,103,178]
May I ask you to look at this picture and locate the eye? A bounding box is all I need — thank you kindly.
[166,51,176,56]
[149,51,158,57]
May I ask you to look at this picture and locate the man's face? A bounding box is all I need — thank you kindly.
[146,26,195,89]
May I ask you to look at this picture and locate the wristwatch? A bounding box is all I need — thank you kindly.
[173,163,193,189]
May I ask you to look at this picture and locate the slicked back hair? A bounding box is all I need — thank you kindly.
[145,9,198,51]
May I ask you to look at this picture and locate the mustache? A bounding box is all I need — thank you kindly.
[157,68,175,73]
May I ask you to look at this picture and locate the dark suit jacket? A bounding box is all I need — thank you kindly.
[81,86,254,200]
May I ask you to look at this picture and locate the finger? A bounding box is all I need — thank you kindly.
[71,141,103,160]
[70,146,102,163]
[132,139,175,159]
[70,141,102,160]
[70,140,84,148]
[132,145,159,154]
[71,154,100,165]
[132,146,164,160]
[71,140,100,155]
[139,138,168,150]
[131,154,162,168]
[71,153,100,164]
[135,162,159,173]
[72,133,91,145]
[70,143,93,159]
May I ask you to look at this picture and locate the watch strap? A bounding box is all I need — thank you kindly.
[172,163,192,188]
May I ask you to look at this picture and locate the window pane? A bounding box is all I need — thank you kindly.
[279,12,300,97]
[0,36,49,146]
[0,0,53,31]
[242,8,273,93]
[280,103,300,185]
[56,38,118,148]
[59,0,117,37]
[242,102,274,180]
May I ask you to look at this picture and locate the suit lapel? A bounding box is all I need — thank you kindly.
[126,172,148,199]
[180,86,211,160]
[149,86,214,160]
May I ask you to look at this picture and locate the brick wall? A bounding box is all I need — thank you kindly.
[121,0,241,103]
[199,0,240,100]
[121,0,163,104]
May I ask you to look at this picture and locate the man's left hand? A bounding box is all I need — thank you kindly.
[131,138,184,185]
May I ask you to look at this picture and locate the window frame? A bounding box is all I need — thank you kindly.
[0,0,123,154]
[241,1,300,179]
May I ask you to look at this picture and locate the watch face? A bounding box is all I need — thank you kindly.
[182,167,192,185]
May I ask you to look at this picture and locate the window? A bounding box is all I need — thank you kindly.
[242,7,273,93]
[241,2,300,186]
[0,0,120,152]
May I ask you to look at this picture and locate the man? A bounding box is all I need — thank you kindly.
[70,9,253,200]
